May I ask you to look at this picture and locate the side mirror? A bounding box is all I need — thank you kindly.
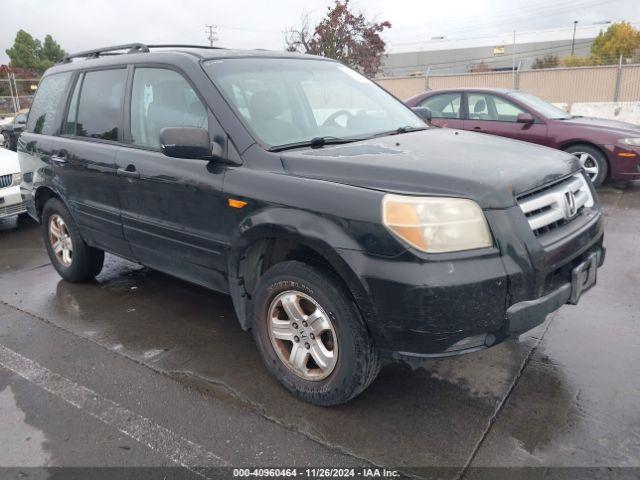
[412,106,432,123]
[15,114,27,125]
[159,127,222,161]
[517,113,535,124]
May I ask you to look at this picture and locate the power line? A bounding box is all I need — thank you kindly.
[387,0,625,43]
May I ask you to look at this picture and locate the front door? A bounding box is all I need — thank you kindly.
[116,66,230,291]
[463,92,549,145]
[53,67,133,257]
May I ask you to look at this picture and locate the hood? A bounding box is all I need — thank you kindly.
[0,147,20,176]
[559,116,640,135]
[279,128,579,209]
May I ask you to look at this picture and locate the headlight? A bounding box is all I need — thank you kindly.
[382,194,492,253]
[619,138,640,147]
[11,172,22,186]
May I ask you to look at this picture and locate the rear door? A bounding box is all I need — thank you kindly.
[116,66,230,291]
[53,67,133,257]
[463,92,549,145]
[415,92,464,129]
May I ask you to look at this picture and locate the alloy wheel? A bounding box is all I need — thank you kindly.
[49,214,73,266]
[267,290,338,381]
[573,151,599,182]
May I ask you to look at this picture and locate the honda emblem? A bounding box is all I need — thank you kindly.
[564,191,578,218]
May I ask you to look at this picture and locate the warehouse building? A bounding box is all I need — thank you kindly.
[379,25,600,77]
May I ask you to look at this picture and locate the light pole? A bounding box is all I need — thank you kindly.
[571,20,578,57]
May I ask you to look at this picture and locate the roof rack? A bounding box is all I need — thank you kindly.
[61,43,225,63]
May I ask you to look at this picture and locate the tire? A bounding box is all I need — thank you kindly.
[42,198,104,282]
[564,144,608,187]
[250,261,381,406]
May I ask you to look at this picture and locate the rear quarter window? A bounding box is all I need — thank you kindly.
[26,72,73,135]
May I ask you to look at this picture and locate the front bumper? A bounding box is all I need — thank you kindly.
[341,204,605,359]
[603,144,640,180]
[507,248,604,335]
[0,186,26,219]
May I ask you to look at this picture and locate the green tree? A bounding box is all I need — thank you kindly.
[5,30,66,73]
[5,30,43,70]
[41,35,66,65]
[285,0,391,77]
[591,21,640,64]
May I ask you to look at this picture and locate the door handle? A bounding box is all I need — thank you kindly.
[117,165,140,179]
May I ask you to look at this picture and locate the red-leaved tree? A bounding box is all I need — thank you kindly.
[285,0,391,77]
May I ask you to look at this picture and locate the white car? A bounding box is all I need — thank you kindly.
[0,147,26,219]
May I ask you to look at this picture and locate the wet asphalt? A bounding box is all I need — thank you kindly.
[0,183,638,478]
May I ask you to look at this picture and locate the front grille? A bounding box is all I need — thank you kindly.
[0,174,12,188]
[517,173,594,238]
[0,202,25,217]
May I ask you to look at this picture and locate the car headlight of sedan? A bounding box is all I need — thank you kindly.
[382,194,493,253]
[11,172,22,186]
[618,138,640,147]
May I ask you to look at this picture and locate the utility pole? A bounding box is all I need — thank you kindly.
[571,20,578,56]
[205,25,218,47]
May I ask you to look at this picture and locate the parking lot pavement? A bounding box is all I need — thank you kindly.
[0,183,638,477]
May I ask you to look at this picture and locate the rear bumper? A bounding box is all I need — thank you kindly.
[0,186,26,218]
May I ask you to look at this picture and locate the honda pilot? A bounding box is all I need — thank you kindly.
[18,44,605,405]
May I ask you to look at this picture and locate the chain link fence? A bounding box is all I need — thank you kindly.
[0,76,39,118]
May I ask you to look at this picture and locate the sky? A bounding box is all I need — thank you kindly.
[1,0,639,64]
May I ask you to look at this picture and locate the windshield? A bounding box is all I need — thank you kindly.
[508,91,571,120]
[203,58,425,148]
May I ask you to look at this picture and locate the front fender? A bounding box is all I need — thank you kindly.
[226,207,379,331]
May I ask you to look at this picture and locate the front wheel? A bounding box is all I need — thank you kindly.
[42,198,105,282]
[251,261,381,406]
[564,144,608,187]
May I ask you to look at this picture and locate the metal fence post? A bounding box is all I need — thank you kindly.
[12,74,20,111]
[614,54,623,102]
[515,61,522,90]
[6,73,17,113]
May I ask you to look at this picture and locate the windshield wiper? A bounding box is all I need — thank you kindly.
[268,136,365,152]
[374,125,428,137]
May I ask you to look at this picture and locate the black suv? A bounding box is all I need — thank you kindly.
[18,44,604,405]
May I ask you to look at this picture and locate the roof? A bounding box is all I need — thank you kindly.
[426,87,517,94]
[46,43,329,75]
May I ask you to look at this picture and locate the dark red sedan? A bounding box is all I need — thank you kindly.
[405,88,640,186]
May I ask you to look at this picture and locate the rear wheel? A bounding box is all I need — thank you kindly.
[564,144,608,187]
[251,261,381,406]
[42,198,104,282]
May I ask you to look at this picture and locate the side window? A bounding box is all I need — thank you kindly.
[26,72,73,135]
[468,94,492,120]
[492,95,527,122]
[130,68,208,149]
[419,93,461,119]
[72,69,126,141]
[468,93,527,122]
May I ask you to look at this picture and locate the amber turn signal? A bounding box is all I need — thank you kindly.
[228,198,248,209]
